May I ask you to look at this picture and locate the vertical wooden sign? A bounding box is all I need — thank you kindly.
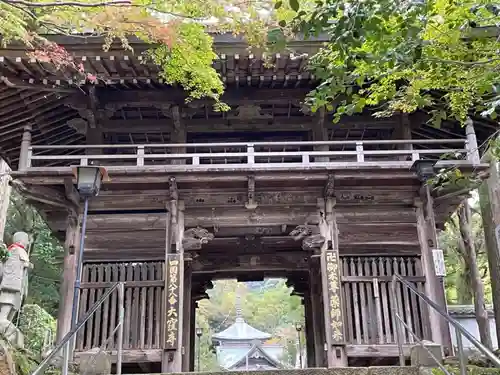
[165,254,180,349]
[325,250,344,344]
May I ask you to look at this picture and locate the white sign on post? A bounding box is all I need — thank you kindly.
[432,249,446,277]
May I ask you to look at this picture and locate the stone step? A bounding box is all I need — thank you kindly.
[113,368,422,375]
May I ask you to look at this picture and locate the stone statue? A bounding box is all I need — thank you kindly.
[0,232,31,325]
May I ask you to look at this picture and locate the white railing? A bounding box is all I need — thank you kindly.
[23,139,474,170]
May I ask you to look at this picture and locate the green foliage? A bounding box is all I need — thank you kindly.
[291,0,500,125]
[439,198,492,304]
[0,0,296,104]
[149,23,228,111]
[0,242,10,263]
[433,366,500,375]
[18,304,56,355]
[4,192,64,316]
[12,348,38,375]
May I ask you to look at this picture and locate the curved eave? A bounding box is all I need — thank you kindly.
[212,318,272,341]
[226,344,283,370]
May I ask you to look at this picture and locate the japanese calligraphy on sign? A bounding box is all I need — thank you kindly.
[165,254,180,349]
[325,250,344,344]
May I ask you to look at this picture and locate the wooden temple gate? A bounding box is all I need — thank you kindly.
[0,33,494,372]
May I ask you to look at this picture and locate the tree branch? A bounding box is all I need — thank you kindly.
[0,0,130,7]
[425,56,500,66]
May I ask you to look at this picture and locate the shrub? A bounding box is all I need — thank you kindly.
[18,304,56,355]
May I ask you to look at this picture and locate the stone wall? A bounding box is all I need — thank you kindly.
[448,305,498,350]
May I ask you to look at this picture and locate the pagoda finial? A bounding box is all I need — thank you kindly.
[235,284,244,322]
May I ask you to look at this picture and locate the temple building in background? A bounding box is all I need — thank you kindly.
[212,301,285,371]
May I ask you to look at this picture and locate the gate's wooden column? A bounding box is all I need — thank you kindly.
[189,301,197,371]
[415,187,452,353]
[56,213,80,342]
[163,178,185,373]
[309,259,325,367]
[319,197,347,367]
[303,291,315,368]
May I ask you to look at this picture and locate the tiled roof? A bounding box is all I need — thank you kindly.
[212,317,272,341]
[216,343,284,370]
[448,305,494,318]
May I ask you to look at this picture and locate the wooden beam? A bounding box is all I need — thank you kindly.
[74,349,162,364]
[81,206,417,232]
[345,344,413,358]
[11,180,77,213]
[99,88,311,106]
[0,76,79,93]
[82,228,418,251]
[99,117,314,133]
[85,187,418,212]
[192,251,309,273]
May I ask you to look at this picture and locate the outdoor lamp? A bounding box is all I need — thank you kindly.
[410,159,438,182]
[73,166,107,197]
[295,322,303,332]
[196,327,203,337]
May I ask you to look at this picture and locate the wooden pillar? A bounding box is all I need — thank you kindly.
[309,260,325,367]
[312,108,329,162]
[395,113,413,160]
[85,86,104,157]
[182,262,192,372]
[303,292,315,368]
[415,187,452,353]
[319,197,347,367]
[86,127,103,166]
[56,214,80,342]
[18,125,32,171]
[0,159,11,241]
[479,155,500,349]
[163,188,185,373]
[189,301,197,371]
[86,128,103,147]
[171,106,187,165]
[465,118,480,165]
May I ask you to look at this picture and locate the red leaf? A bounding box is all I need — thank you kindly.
[86,73,97,83]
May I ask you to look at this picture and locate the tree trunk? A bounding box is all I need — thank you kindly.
[457,200,493,350]
[479,159,500,349]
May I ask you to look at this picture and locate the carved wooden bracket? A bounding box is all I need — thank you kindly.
[302,234,326,250]
[183,227,215,250]
[289,224,325,251]
[227,104,272,120]
[66,97,114,128]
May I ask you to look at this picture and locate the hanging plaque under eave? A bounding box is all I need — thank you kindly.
[324,250,345,345]
[164,253,181,349]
